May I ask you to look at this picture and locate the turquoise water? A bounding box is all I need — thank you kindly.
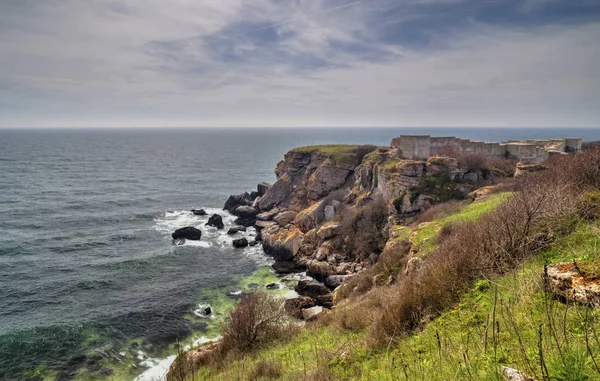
[0,127,598,380]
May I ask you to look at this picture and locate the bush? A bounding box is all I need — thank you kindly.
[439,146,516,175]
[369,169,578,346]
[338,196,389,260]
[417,200,462,223]
[220,292,288,354]
[576,191,600,221]
[250,360,283,380]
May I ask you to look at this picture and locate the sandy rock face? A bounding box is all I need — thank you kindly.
[544,262,600,307]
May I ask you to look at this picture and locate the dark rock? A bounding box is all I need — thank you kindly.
[205,214,224,230]
[266,283,280,290]
[172,226,202,241]
[203,306,212,316]
[232,238,249,248]
[234,217,256,227]
[250,191,259,200]
[223,192,253,213]
[234,205,259,218]
[191,209,207,216]
[294,280,331,298]
[227,226,247,235]
[272,259,307,274]
[315,294,334,309]
[255,232,262,241]
[284,296,316,319]
[257,182,272,196]
[257,174,294,211]
[324,275,353,289]
[249,241,258,246]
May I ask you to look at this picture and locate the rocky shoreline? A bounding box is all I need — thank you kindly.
[169,142,514,325]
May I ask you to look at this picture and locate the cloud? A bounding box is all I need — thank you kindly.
[0,0,599,127]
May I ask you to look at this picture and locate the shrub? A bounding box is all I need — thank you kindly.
[417,200,462,223]
[250,360,283,380]
[576,191,600,221]
[439,146,516,175]
[220,292,288,354]
[369,170,578,346]
[338,196,389,260]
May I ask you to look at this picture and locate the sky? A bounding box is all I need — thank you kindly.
[0,0,599,128]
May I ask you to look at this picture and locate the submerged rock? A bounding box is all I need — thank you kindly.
[227,226,246,235]
[172,227,202,241]
[205,214,224,230]
[191,209,207,216]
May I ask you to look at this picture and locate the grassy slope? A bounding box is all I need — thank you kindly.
[194,219,600,381]
[290,145,369,164]
[392,193,510,255]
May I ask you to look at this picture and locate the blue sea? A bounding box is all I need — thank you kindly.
[0,127,599,380]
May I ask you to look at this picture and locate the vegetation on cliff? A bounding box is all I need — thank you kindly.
[169,143,600,381]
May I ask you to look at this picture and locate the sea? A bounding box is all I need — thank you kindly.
[1,127,599,381]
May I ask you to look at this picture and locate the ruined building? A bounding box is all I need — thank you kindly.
[391,135,582,163]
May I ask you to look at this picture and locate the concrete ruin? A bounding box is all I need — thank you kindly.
[390,135,582,163]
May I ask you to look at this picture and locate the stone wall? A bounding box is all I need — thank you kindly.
[390,135,582,163]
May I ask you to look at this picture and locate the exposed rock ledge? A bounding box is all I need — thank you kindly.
[544,262,600,307]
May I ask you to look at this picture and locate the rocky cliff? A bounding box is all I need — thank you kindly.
[223,144,506,318]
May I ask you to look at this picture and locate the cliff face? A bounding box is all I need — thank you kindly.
[228,144,502,317]
[258,145,375,212]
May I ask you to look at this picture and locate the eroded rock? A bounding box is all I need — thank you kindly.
[544,262,600,307]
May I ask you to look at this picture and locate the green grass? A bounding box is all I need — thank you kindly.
[191,219,600,381]
[410,192,510,255]
[291,145,373,164]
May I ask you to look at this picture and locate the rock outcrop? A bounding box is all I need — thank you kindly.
[262,225,303,262]
[544,262,600,307]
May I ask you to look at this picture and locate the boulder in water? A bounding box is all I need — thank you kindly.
[223,192,253,213]
[205,214,224,230]
[232,238,249,248]
[172,227,202,241]
[234,205,259,218]
[227,226,246,235]
[191,209,207,216]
